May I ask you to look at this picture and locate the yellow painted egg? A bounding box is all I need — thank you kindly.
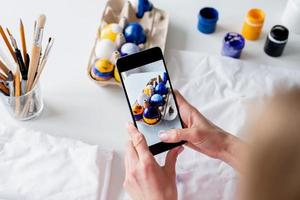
[114,67,121,82]
[95,59,114,73]
[143,85,154,96]
[132,103,144,120]
[100,23,123,42]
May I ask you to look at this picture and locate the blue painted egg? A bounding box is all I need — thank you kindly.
[155,82,168,95]
[143,106,161,125]
[124,22,147,45]
[150,94,165,107]
[120,43,140,56]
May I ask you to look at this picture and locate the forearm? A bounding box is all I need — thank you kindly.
[219,132,246,172]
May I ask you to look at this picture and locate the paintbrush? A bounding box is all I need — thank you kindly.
[14,69,21,97]
[0,47,15,69]
[0,59,10,76]
[26,14,46,92]
[6,71,14,96]
[20,19,30,69]
[0,25,17,62]
[0,82,9,96]
[32,37,54,88]
[6,29,27,78]
[6,28,27,94]
[0,71,7,81]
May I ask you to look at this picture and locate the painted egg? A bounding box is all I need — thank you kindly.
[91,66,113,81]
[114,66,121,82]
[124,22,147,45]
[94,59,114,73]
[132,103,144,120]
[120,43,140,56]
[143,85,154,96]
[150,94,165,107]
[137,93,150,106]
[95,39,116,59]
[155,82,168,95]
[143,106,161,125]
[100,23,123,42]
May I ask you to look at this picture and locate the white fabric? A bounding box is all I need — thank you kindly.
[0,124,113,200]
[163,50,300,200]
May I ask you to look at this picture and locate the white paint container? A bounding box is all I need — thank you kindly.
[282,0,300,34]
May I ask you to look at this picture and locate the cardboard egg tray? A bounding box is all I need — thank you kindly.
[134,76,172,125]
[87,0,170,87]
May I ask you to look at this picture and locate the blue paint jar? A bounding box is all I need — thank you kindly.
[222,32,245,59]
[198,7,219,34]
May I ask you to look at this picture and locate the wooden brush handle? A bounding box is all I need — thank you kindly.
[27,45,41,91]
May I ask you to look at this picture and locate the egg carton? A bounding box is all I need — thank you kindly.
[133,76,178,126]
[87,0,170,87]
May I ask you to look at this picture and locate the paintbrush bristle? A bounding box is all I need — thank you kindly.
[37,14,46,29]
[6,28,12,36]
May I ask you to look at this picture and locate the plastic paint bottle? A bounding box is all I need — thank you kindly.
[242,8,265,40]
[282,0,300,35]
[222,32,245,59]
[264,25,289,57]
[197,7,219,34]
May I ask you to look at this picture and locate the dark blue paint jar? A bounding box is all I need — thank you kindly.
[222,32,245,59]
[198,7,219,34]
[264,25,289,57]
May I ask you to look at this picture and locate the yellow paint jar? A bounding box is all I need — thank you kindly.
[242,8,265,40]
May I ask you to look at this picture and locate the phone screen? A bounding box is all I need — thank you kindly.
[120,59,182,146]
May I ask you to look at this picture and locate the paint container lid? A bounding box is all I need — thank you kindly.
[199,7,219,23]
[246,8,265,26]
[224,32,245,50]
[269,25,289,43]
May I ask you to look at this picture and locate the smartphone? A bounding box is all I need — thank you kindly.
[116,47,185,155]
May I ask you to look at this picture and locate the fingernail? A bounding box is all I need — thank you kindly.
[159,131,168,141]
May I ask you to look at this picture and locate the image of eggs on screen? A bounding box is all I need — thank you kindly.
[121,60,182,146]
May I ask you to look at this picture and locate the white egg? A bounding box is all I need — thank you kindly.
[137,93,150,106]
[110,23,123,34]
[95,39,117,59]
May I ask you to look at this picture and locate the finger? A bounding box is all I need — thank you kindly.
[174,90,197,127]
[126,122,152,159]
[125,141,138,169]
[159,128,199,143]
[164,146,184,174]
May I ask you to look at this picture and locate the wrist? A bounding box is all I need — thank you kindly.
[219,131,245,171]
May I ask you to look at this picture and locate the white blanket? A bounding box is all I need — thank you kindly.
[163,50,300,200]
[0,124,113,200]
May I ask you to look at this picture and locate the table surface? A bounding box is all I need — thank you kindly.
[0,0,299,199]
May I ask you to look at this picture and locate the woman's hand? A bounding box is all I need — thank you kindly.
[159,91,244,171]
[124,122,183,200]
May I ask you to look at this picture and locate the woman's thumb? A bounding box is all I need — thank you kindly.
[164,146,184,174]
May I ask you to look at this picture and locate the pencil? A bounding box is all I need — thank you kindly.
[20,19,29,69]
[0,25,17,62]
